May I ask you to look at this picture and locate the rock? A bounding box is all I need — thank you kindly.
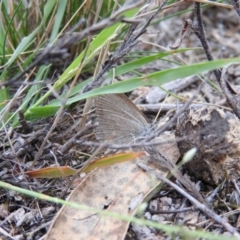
[175,107,240,185]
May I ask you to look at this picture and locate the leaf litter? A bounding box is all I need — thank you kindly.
[1,3,240,240]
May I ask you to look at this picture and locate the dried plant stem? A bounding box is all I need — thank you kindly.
[138,163,240,237]
[191,3,240,119]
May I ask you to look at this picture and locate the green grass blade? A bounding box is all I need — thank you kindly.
[0,88,9,112]
[43,0,58,20]
[25,57,240,120]
[109,48,199,77]
[59,58,240,104]
[0,180,236,240]
[1,0,58,79]
[31,7,141,108]
[49,48,197,104]
[50,0,68,42]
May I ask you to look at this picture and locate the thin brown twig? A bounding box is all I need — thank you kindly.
[148,206,195,215]
[191,3,240,119]
[231,0,240,16]
[60,124,95,154]
[81,0,169,93]
[138,162,240,237]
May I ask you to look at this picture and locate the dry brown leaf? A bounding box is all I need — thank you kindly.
[25,166,77,178]
[26,152,144,179]
[45,134,179,240]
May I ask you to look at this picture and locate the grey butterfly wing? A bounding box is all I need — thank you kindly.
[95,94,149,144]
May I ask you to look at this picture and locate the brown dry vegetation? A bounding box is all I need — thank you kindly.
[1,1,240,239]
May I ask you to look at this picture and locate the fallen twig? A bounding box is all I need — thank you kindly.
[138,162,240,237]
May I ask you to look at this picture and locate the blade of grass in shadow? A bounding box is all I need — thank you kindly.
[0,88,8,112]
[1,1,23,63]
[9,1,67,126]
[10,65,50,126]
[0,1,58,126]
[0,20,5,65]
[1,0,57,75]
[18,0,68,110]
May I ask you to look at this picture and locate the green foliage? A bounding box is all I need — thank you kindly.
[1,1,238,125]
